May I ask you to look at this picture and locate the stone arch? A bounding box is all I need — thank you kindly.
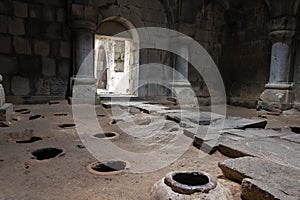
[98,5,145,29]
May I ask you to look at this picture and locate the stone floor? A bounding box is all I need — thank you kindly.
[0,101,299,199]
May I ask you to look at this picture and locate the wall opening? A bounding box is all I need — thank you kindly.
[94,17,139,95]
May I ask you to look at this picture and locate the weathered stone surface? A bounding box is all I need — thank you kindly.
[0,55,18,74]
[218,137,300,168]
[8,17,25,35]
[60,41,71,58]
[11,76,30,96]
[211,117,267,129]
[151,178,232,200]
[13,1,28,18]
[34,40,49,56]
[19,55,41,76]
[223,128,286,139]
[13,36,31,54]
[29,4,42,18]
[0,35,12,53]
[71,84,96,104]
[166,111,224,125]
[42,57,56,76]
[43,6,55,21]
[0,15,8,33]
[242,178,297,200]
[0,0,12,15]
[219,157,300,200]
[50,77,68,96]
[56,8,66,22]
[37,78,50,95]
[135,104,168,114]
[44,23,63,40]
[281,134,300,144]
[57,59,70,77]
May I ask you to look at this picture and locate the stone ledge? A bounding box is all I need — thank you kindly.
[219,157,300,200]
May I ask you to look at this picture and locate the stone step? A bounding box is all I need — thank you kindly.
[218,137,300,168]
[218,157,300,200]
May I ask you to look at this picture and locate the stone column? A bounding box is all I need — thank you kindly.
[259,30,295,110]
[0,75,13,126]
[70,4,97,104]
[174,45,189,80]
[169,37,196,106]
[0,75,5,106]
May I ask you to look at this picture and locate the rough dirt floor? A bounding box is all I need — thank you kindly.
[0,101,298,200]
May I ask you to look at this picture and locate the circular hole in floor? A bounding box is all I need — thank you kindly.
[29,115,43,120]
[16,136,42,143]
[31,147,64,160]
[54,113,68,116]
[93,132,119,139]
[58,123,76,128]
[15,109,30,114]
[87,160,128,175]
[15,108,29,113]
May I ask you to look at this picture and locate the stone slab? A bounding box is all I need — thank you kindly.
[211,117,267,129]
[241,178,297,200]
[166,111,224,125]
[101,101,148,108]
[218,157,300,200]
[218,137,300,168]
[0,103,13,122]
[281,134,300,144]
[135,104,169,114]
[223,128,287,139]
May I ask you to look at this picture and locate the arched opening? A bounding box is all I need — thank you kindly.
[94,16,139,95]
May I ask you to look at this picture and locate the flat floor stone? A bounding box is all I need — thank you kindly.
[211,117,267,129]
[166,111,224,125]
[219,137,300,168]
[223,128,287,139]
[218,157,300,200]
[281,134,300,144]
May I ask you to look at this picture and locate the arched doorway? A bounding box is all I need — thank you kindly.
[94,16,139,95]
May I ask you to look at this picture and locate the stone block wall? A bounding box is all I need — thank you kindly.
[0,0,71,100]
[223,1,271,107]
[180,2,227,99]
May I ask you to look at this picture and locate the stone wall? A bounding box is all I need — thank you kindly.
[0,0,71,101]
[223,0,271,107]
[179,1,227,99]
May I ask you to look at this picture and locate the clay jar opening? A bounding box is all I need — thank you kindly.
[164,171,217,194]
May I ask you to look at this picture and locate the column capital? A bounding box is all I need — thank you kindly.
[269,30,295,43]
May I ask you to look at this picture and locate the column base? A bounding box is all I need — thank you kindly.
[169,81,197,106]
[294,101,300,112]
[258,88,294,111]
[70,77,97,104]
[0,103,13,123]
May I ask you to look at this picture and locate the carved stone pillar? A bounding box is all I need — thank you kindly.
[169,37,196,106]
[70,3,97,104]
[259,0,300,111]
[0,75,13,125]
[259,29,295,110]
